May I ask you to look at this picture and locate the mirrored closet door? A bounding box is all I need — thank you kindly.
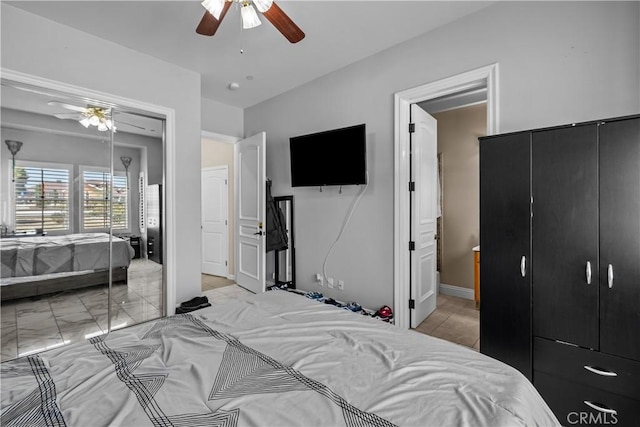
[0,79,166,362]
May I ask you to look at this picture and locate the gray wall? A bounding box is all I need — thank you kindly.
[245,1,640,310]
[1,4,205,304]
[202,98,244,138]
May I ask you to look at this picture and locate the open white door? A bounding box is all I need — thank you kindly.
[410,104,438,328]
[235,132,266,293]
[202,167,228,277]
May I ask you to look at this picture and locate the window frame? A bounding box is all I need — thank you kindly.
[79,165,130,234]
[12,160,73,235]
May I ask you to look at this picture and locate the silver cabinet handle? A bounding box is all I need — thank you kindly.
[520,256,526,277]
[584,365,617,377]
[586,261,592,285]
[584,401,617,415]
[607,264,614,289]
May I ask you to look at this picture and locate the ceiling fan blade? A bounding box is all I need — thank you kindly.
[48,101,87,112]
[116,120,146,131]
[262,2,305,44]
[54,113,82,120]
[196,2,232,36]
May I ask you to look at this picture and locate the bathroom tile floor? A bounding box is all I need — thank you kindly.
[413,293,480,351]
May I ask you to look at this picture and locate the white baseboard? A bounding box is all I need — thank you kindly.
[227,274,236,281]
[438,283,474,300]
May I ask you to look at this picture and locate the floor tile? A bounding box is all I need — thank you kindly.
[1,258,163,362]
[413,293,479,351]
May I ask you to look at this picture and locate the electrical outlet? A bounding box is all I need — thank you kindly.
[338,280,345,290]
[315,273,324,286]
[327,277,335,289]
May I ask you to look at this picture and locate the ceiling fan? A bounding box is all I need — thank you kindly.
[48,101,146,132]
[196,0,305,44]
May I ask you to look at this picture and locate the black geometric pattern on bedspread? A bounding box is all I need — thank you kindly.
[4,314,395,427]
[185,315,397,427]
[90,335,237,427]
[0,356,66,427]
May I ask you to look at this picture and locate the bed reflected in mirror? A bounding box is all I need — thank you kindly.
[0,79,166,362]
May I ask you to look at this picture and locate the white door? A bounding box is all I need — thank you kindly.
[202,167,228,276]
[410,104,438,328]
[235,132,266,293]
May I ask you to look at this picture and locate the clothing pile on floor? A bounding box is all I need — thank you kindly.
[269,285,393,323]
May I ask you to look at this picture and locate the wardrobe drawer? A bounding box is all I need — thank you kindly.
[535,371,640,426]
[534,337,640,399]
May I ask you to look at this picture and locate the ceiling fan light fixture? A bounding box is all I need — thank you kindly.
[80,117,91,128]
[202,0,226,20]
[241,3,261,29]
[253,0,273,13]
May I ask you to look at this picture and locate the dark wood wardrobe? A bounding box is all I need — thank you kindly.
[479,115,640,425]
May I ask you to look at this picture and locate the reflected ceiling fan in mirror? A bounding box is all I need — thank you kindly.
[48,101,145,132]
[196,0,305,44]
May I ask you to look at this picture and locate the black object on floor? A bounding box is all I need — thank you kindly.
[180,296,208,308]
[176,302,211,314]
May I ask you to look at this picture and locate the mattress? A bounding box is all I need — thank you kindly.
[1,233,134,280]
[0,290,559,426]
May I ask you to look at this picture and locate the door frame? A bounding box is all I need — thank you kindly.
[201,165,229,277]
[2,67,177,314]
[393,63,500,330]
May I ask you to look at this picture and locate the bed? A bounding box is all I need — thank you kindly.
[0,233,135,301]
[0,290,559,426]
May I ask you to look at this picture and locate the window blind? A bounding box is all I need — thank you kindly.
[82,170,128,230]
[14,165,70,233]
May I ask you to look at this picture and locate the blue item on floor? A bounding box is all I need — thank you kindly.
[344,302,362,312]
[305,291,323,300]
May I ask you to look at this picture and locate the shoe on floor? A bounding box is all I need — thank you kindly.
[176,302,211,314]
[180,296,209,308]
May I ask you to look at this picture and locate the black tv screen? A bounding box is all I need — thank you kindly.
[289,124,367,187]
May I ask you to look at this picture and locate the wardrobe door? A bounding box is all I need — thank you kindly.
[599,116,640,360]
[532,124,599,350]
[480,132,531,379]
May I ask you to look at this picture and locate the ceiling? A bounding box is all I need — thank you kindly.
[6,1,496,109]
[1,81,164,138]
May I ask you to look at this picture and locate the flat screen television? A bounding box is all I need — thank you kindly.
[289,124,367,187]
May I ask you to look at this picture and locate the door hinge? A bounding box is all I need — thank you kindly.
[409,241,416,251]
[225,179,228,185]
[409,181,415,192]
[225,261,228,266]
[409,299,415,309]
[225,220,228,226]
[409,123,415,133]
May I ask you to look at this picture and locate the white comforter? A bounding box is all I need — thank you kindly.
[0,290,559,426]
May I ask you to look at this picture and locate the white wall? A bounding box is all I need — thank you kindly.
[245,1,640,311]
[202,97,244,139]
[1,4,203,304]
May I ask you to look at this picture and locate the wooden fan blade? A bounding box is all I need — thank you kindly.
[262,2,305,44]
[196,2,232,36]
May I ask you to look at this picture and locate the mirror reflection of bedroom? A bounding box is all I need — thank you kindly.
[0,79,166,362]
